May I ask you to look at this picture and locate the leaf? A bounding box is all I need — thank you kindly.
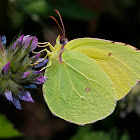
[43,50,116,125]
[70,126,129,140]
[0,114,22,138]
[65,38,140,100]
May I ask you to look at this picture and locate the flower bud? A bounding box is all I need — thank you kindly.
[0,35,47,110]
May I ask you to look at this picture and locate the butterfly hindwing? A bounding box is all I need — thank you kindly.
[43,50,116,125]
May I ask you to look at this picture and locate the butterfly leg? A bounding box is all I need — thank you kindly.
[30,50,49,66]
[41,60,52,71]
[31,42,53,67]
[38,42,55,52]
[32,49,51,55]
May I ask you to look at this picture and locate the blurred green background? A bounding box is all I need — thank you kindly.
[0,0,140,140]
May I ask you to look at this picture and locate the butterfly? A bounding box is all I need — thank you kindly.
[36,10,140,125]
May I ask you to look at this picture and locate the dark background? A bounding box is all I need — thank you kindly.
[0,0,140,140]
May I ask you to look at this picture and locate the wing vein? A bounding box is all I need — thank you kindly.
[64,62,115,106]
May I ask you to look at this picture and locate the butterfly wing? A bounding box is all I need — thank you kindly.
[65,38,140,100]
[43,50,116,125]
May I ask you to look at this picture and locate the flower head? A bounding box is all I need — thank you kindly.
[0,35,47,110]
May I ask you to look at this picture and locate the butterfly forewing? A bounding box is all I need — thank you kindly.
[65,38,140,100]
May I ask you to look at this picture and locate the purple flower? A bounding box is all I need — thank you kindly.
[33,71,42,74]
[0,35,45,110]
[31,53,41,61]
[22,72,30,78]
[22,35,38,51]
[34,58,48,68]
[34,75,47,84]
[4,90,13,102]
[2,61,10,74]
[2,35,6,46]
[4,90,22,110]
[12,35,38,51]
[24,84,37,89]
[13,35,24,49]
[18,91,34,103]
[12,97,22,110]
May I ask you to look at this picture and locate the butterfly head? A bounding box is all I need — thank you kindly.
[50,10,68,47]
[60,36,68,45]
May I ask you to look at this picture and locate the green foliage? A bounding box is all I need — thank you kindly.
[6,0,97,31]
[70,126,129,140]
[47,0,97,20]
[17,0,48,16]
[0,114,22,138]
[8,3,25,29]
[9,0,96,22]
[120,0,135,7]
[119,83,140,117]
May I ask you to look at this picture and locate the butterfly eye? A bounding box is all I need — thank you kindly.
[60,39,64,44]
[60,38,68,45]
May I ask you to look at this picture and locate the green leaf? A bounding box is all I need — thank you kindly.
[70,126,129,140]
[0,114,22,138]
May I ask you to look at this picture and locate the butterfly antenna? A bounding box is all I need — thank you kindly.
[49,15,64,35]
[54,9,66,37]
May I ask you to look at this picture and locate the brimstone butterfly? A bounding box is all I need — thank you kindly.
[38,10,140,125]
